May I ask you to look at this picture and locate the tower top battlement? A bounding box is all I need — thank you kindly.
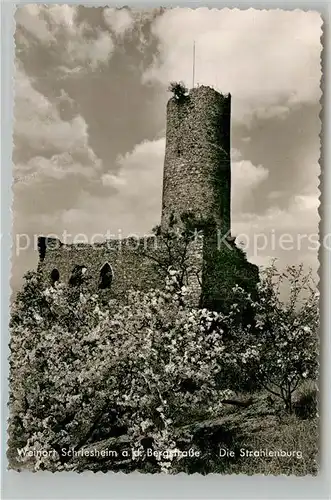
[188,84,230,97]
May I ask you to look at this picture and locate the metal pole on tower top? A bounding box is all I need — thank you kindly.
[192,40,195,88]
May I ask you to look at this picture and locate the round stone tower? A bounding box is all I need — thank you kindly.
[161,85,231,236]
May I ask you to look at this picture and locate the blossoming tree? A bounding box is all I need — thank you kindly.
[8,261,319,473]
[229,263,319,412]
[9,269,234,472]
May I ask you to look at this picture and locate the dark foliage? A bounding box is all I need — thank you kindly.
[168,81,188,101]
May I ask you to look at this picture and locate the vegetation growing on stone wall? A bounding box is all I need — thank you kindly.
[141,212,258,315]
[168,81,188,102]
[146,212,204,286]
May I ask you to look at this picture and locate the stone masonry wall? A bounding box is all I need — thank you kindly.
[38,235,204,306]
[161,86,231,236]
[38,237,161,302]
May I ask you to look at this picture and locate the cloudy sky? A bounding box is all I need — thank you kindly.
[12,6,322,292]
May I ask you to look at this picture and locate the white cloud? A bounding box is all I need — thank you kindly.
[232,190,320,273]
[41,138,166,239]
[143,8,322,123]
[14,67,102,184]
[115,138,165,195]
[103,8,158,54]
[104,8,135,37]
[101,173,126,188]
[46,4,76,31]
[14,152,100,186]
[16,5,114,72]
[221,149,318,274]
[231,151,269,214]
[254,105,290,121]
[233,160,268,211]
[15,5,54,43]
[15,67,83,149]
[293,194,319,212]
[66,30,113,71]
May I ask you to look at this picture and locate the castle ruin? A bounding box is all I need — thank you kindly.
[37,85,258,311]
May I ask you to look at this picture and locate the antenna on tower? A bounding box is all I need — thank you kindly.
[192,40,196,88]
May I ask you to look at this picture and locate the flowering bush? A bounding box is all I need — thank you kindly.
[8,262,319,473]
[147,213,204,292]
[9,269,234,473]
[229,263,319,412]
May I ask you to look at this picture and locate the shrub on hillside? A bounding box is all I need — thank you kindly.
[229,263,319,411]
[8,262,319,473]
[8,269,239,472]
[293,381,318,420]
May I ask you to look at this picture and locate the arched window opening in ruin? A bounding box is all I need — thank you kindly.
[69,265,87,287]
[99,262,113,289]
[50,268,60,285]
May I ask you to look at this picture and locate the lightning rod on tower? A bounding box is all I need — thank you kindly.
[192,40,196,88]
